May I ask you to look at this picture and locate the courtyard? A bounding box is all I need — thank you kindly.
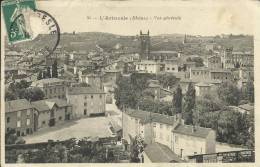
[23,117,114,144]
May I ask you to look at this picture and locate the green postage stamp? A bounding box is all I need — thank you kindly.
[1,0,36,44]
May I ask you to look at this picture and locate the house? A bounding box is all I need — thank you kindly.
[164,59,180,73]
[189,67,210,81]
[32,98,72,129]
[31,78,67,99]
[143,142,183,163]
[5,99,35,136]
[122,109,216,161]
[66,87,106,118]
[206,55,222,69]
[210,69,233,81]
[103,69,121,85]
[83,73,104,90]
[172,124,216,159]
[135,60,163,74]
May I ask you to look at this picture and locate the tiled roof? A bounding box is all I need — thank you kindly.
[32,98,70,111]
[144,142,183,162]
[172,124,212,139]
[68,86,105,95]
[5,99,33,113]
[125,109,176,125]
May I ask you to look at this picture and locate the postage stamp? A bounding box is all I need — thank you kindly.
[1,0,36,44]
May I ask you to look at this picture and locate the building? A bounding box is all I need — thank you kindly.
[122,109,216,161]
[5,99,35,136]
[221,48,254,69]
[139,30,150,60]
[189,67,210,80]
[135,60,163,74]
[32,98,72,130]
[79,73,104,90]
[66,87,106,118]
[31,78,67,99]
[164,59,180,73]
[206,55,222,69]
[210,69,233,81]
[172,124,216,159]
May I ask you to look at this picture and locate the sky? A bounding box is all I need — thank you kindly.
[4,0,258,36]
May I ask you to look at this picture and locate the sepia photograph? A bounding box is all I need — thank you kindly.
[1,0,259,165]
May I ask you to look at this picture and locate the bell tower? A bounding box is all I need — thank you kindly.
[139,30,150,60]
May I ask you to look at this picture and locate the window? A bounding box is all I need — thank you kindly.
[84,109,87,115]
[42,121,46,125]
[85,96,87,99]
[84,103,87,106]
[7,117,10,123]
[99,95,102,98]
[172,68,175,70]
[59,116,62,120]
[50,89,52,94]
[26,119,30,126]
[91,95,93,99]
[17,111,21,117]
[167,68,170,70]
[17,120,21,128]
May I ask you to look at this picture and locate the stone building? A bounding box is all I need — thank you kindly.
[5,99,35,136]
[66,87,106,118]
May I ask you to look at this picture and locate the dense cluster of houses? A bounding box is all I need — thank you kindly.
[4,31,254,162]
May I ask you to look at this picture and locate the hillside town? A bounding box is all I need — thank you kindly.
[4,31,254,163]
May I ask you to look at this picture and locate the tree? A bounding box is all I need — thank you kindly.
[157,73,177,89]
[46,67,52,78]
[186,57,204,67]
[172,84,182,114]
[5,90,17,101]
[183,82,196,125]
[52,60,58,78]
[246,77,254,103]
[217,81,240,106]
[23,88,45,102]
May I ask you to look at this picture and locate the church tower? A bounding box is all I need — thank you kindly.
[139,30,150,60]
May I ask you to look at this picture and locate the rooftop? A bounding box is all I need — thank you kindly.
[144,142,183,162]
[68,86,105,95]
[32,98,71,112]
[125,109,177,125]
[5,99,33,113]
[173,124,213,139]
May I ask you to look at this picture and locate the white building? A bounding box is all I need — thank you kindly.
[66,87,106,118]
[135,60,162,74]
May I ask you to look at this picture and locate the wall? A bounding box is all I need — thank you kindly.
[5,109,34,136]
[67,93,106,118]
[173,133,206,159]
[153,122,172,149]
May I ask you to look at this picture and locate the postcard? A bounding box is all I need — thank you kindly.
[1,0,259,166]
